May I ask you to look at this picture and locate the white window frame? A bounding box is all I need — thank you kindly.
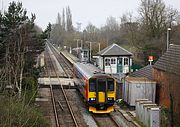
[105,58,110,66]
[111,58,116,64]
[124,57,129,66]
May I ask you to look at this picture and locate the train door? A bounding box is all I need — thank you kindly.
[97,79,107,103]
[117,57,123,73]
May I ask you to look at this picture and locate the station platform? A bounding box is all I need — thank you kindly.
[61,50,79,64]
[51,44,79,65]
[38,77,81,88]
[38,77,74,85]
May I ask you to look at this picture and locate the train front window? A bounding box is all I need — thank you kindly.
[107,78,114,91]
[98,79,106,92]
[89,79,96,92]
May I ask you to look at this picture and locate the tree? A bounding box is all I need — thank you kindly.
[102,16,121,45]
[85,23,99,42]
[50,13,64,46]
[50,6,74,47]
[43,22,51,39]
[62,8,66,31]
[139,0,178,38]
[120,13,140,48]
[66,6,73,32]
[136,0,180,64]
[0,1,45,97]
[1,2,29,97]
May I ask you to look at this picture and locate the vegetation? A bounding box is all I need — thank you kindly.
[0,1,48,126]
[0,1,45,95]
[0,94,49,127]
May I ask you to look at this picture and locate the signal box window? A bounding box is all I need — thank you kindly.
[124,58,129,65]
[111,58,116,64]
[89,79,96,92]
[107,78,114,91]
[98,79,106,92]
[105,59,110,66]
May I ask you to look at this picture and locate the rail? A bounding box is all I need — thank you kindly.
[92,113,121,127]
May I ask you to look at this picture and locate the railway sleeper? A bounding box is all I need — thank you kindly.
[57,101,64,111]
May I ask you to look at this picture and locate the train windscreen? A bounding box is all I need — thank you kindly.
[98,79,106,92]
[89,78,96,92]
[89,78,114,92]
[107,78,114,91]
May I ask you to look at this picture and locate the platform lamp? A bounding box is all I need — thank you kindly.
[167,27,171,50]
[148,56,154,65]
[98,43,101,53]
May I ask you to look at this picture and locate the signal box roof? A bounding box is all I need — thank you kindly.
[97,43,132,56]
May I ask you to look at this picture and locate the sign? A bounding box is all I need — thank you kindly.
[148,56,153,62]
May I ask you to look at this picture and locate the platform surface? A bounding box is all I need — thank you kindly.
[38,77,75,86]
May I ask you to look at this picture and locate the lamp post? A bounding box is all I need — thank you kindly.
[81,40,83,49]
[76,39,79,49]
[85,41,99,62]
[167,27,171,50]
[98,43,101,53]
[74,39,81,57]
[85,41,92,62]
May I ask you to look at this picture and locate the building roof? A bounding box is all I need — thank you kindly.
[153,44,180,75]
[97,43,132,56]
[126,77,156,84]
[130,65,153,80]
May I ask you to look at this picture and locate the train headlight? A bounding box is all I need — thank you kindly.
[89,98,96,101]
[107,97,113,101]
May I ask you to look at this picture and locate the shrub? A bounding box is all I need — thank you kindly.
[0,94,49,127]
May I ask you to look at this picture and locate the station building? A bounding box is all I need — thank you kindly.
[72,48,89,63]
[94,43,133,74]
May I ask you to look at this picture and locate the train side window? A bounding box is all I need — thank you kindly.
[89,79,96,92]
[98,79,106,92]
[107,78,114,91]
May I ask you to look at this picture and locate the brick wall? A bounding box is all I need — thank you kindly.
[153,68,180,113]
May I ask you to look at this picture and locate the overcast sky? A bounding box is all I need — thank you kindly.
[1,0,180,30]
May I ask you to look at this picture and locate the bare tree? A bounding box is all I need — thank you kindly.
[62,8,66,31]
[85,23,99,42]
[66,6,73,32]
[99,16,120,46]
[139,0,178,38]
[120,13,141,48]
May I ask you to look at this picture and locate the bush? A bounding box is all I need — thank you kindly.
[0,94,49,127]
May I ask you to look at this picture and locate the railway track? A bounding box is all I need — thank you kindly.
[46,45,79,127]
[92,114,121,127]
[53,86,78,127]
[49,43,73,78]
[43,47,57,77]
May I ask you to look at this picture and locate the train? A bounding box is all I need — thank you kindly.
[73,62,116,113]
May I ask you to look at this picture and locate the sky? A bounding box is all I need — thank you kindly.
[1,0,180,30]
